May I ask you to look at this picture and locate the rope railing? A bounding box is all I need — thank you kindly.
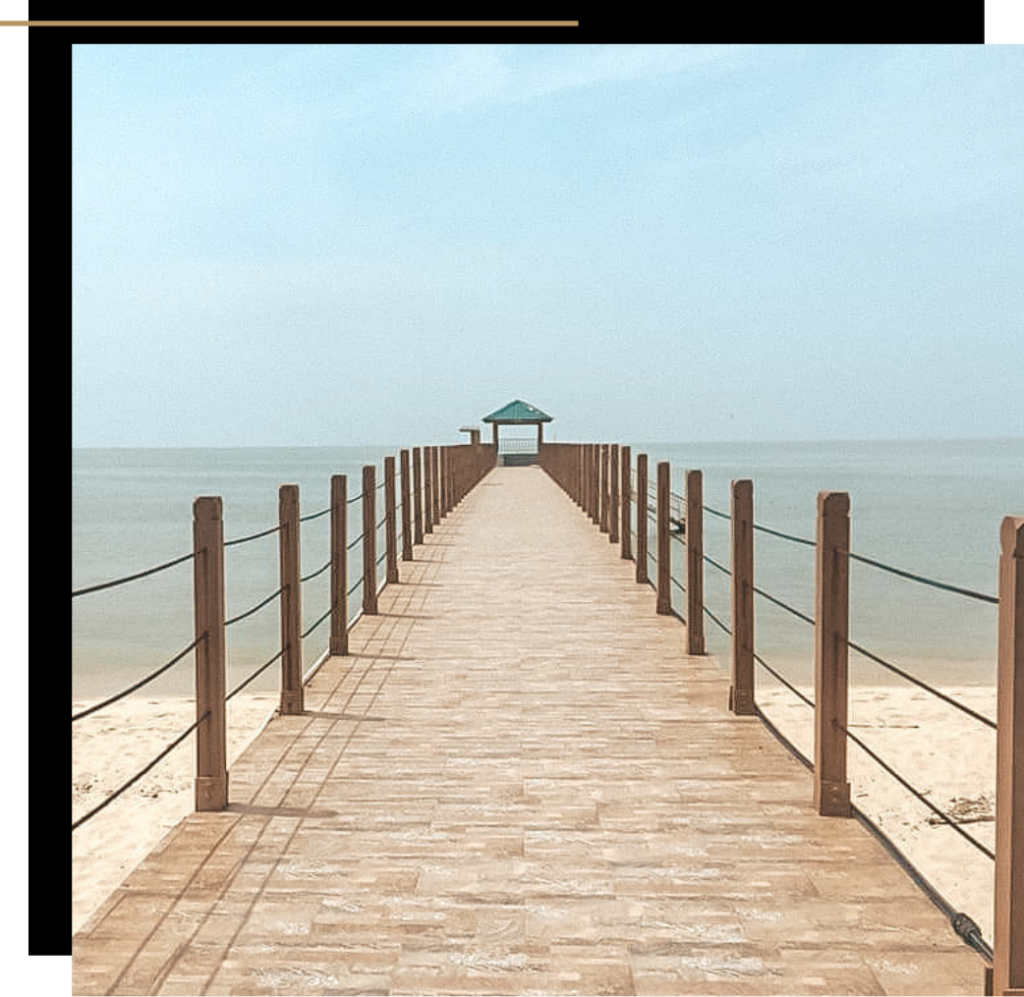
[224,523,281,548]
[752,584,815,628]
[752,521,815,547]
[835,717,996,862]
[72,550,194,598]
[301,557,331,585]
[299,505,331,524]
[226,648,284,702]
[72,711,210,832]
[224,587,282,629]
[71,636,202,722]
[844,548,999,605]
[846,638,997,730]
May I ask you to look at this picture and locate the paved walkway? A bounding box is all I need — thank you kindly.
[73,467,985,995]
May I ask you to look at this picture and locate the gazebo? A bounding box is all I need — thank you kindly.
[482,399,553,466]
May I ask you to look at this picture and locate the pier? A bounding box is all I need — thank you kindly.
[71,414,1024,995]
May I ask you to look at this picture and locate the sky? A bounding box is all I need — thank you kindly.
[71,43,1024,447]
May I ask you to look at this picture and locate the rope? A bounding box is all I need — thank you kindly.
[347,578,363,597]
[835,719,995,861]
[301,558,331,584]
[704,504,730,521]
[752,522,815,547]
[847,639,997,730]
[703,604,732,636]
[224,523,280,548]
[704,553,731,576]
[845,550,998,605]
[301,606,332,639]
[347,532,365,551]
[753,584,815,627]
[72,636,201,722]
[224,587,282,628]
[299,505,331,523]
[226,649,283,702]
[72,711,210,831]
[753,652,815,708]
[72,550,194,598]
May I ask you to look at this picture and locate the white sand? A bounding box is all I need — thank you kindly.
[71,684,999,947]
[71,693,278,935]
[757,682,997,943]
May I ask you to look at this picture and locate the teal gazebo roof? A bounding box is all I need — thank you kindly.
[482,399,553,424]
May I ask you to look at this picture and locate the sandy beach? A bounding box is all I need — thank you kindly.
[757,681,997,944]
[71,681,998,947]
[72,692,279,936]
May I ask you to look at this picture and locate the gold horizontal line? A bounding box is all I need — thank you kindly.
[1,20,578,27]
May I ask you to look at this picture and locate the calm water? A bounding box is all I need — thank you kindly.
[72,440,1023,699]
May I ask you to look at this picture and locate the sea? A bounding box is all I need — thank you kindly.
[71,439,1024,700]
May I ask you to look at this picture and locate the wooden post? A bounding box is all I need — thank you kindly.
[814,490,851,817]
[432,446,441,525]
[609,444,619,545]
[657,461,671,614]
[330,474,348,656]
[362,465,378,615]
[621,445,632,560]
[192,496,228,811]
[686,469,706,655]
[385,455,399,584]
[584,444,592,520]
[413,446,424,544]
[423,447,434,535]
[592,444,600,525]
[279,484,304,715]
[636,454,648,584]
[729,479,755,715]
[600,444,610,533]
[439,447,448,516]
[994,516,1024,996]
[400,449,413,561]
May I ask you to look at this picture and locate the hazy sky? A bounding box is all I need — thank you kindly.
[72,44,1024,447]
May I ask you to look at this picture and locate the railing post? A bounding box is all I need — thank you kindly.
[729,479,755,715]
[362,465,378,615]
[685,469,706,655]
[609,444,619,545]
[439,447,448,516]
[432,446,441,525]
[385,455,399,584]
[621,445,632,560]
[657,461,671,614]
[636,454,648,584]
[192,496,228,811]
[330,474,349,656]
[279,484,304,715]
[423,446,434,536]
[814,490,851,817]
[600,444,610,534]
[400,449,413,562]
[994,516,1024,995]
[413,446,424,544]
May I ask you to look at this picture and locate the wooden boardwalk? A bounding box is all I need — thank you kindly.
[73,467,985,996]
